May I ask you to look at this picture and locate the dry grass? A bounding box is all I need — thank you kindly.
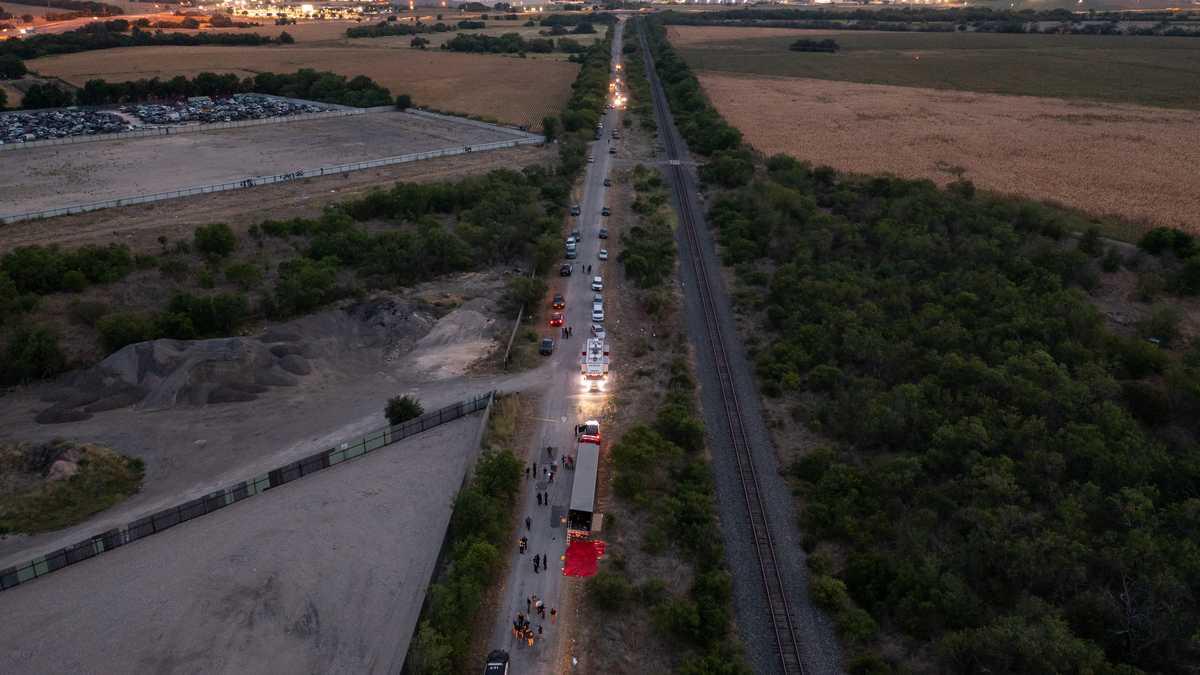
[699,72,1200,233]
[32,43,579,127]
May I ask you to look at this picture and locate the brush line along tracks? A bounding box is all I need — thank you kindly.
[637,23,806,675]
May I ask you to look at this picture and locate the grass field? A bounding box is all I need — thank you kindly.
[32,43,578,127]
[698,71,1200,234]
[670,26,1200,109]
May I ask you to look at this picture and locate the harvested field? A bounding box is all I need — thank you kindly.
[698,72,1200,233]
[671,26,1200,110]
[0,110,530,217]
[32,44,579,127]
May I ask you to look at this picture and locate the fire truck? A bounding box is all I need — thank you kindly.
[579,337,611,391]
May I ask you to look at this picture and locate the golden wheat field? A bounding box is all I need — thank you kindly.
[700,72,1200,231]
[33,44,578,127]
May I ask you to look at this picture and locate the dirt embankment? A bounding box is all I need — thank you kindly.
[698,72,1200,233]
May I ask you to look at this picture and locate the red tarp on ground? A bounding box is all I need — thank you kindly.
[563,540,606,577]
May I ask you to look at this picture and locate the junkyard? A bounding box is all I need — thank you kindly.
[0,95,336,145]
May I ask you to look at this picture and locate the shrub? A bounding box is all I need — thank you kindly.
[1138,226,1194,258]
[505,276,548,312]
[223,261,264,290]
[193,223,237,259]
[273,257,339,317]
[0,326,66,384]
[1136,303,1182,347]
[587,568,633,611]
[61,270,87,293]
[395,93,413,109]
[67,299,109,326]
[385,395,424,425]
[96,312,160,353]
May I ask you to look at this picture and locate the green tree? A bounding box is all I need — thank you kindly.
[193,223,237,260]
[541,115,559,142]
[0,54,25,80]
[385,394,424,425]
[21,82,72,109]
[1,326,66,384]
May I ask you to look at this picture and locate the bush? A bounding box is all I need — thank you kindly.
[1138,226,1194,258]
[505,276,548,312]
[67,299,109,326]
[193,223,237,260]
[21,82,72,108]
[394,93,413,109]
[273,257,340,317]
[385,395,424,426]
[223,261,264,290]
[587,568,633,610]
[96,312,160,353]
[0,326,66,384]
[0,53,26,79]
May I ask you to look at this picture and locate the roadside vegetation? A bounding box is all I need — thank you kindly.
[643,14,1200,672]
[408,394,524,674]
[346,19,485,38]
[0,440,144,534]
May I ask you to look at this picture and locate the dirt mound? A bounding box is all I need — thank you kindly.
[407,298,500,379]
[36,296,440,424]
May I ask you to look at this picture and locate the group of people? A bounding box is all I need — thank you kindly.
[512,595,557,648]
[561,325,575,338]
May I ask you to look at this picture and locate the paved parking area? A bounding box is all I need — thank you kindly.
[0,414,483,675]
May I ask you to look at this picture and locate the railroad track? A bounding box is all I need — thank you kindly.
[636,23,807,675]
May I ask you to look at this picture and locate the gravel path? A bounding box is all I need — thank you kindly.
[640,23,843,675]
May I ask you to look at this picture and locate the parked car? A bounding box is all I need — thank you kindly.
[591,306,605,322]
[591,324,606,340]
[549,312,564,327]
[539,337,555,356]
[601,207,611,217]
[587,155,595,163]
[593,293,603,304]
[591,276,603,291]
[603,178,612,187]
[598,228,609,239]
[570,204,581,216]
[552,293,565,309]
[608,146,617,155]
[559,264,572,276]
[571,229,581,240]
[484,650,510,675]
[599,248,609,260]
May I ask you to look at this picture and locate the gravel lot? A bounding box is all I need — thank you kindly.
[0,414,483,675]
[0,110,527,216]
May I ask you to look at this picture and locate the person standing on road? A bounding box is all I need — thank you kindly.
[534,554,541,573]
[533,461,537,474]
[525,516,532,530]
[551,608,557,623]
[537,493,543,506]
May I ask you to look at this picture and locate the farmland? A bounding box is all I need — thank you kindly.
[30,40,579,127]
[669,26,1200,110]
[699,72,1199,232]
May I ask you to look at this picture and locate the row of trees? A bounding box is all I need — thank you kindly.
[73,68,391,107]
[442,32,587,54]
[643,12,1200,671]
[598,355,749,672]
[345,19,482,38]
[790,38,839,53]
[0,22,284,60]
[408,402,523,673]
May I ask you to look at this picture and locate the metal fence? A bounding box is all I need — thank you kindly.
[0,108,367,153]
[0,136,544,224]
[0,391,494,593]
